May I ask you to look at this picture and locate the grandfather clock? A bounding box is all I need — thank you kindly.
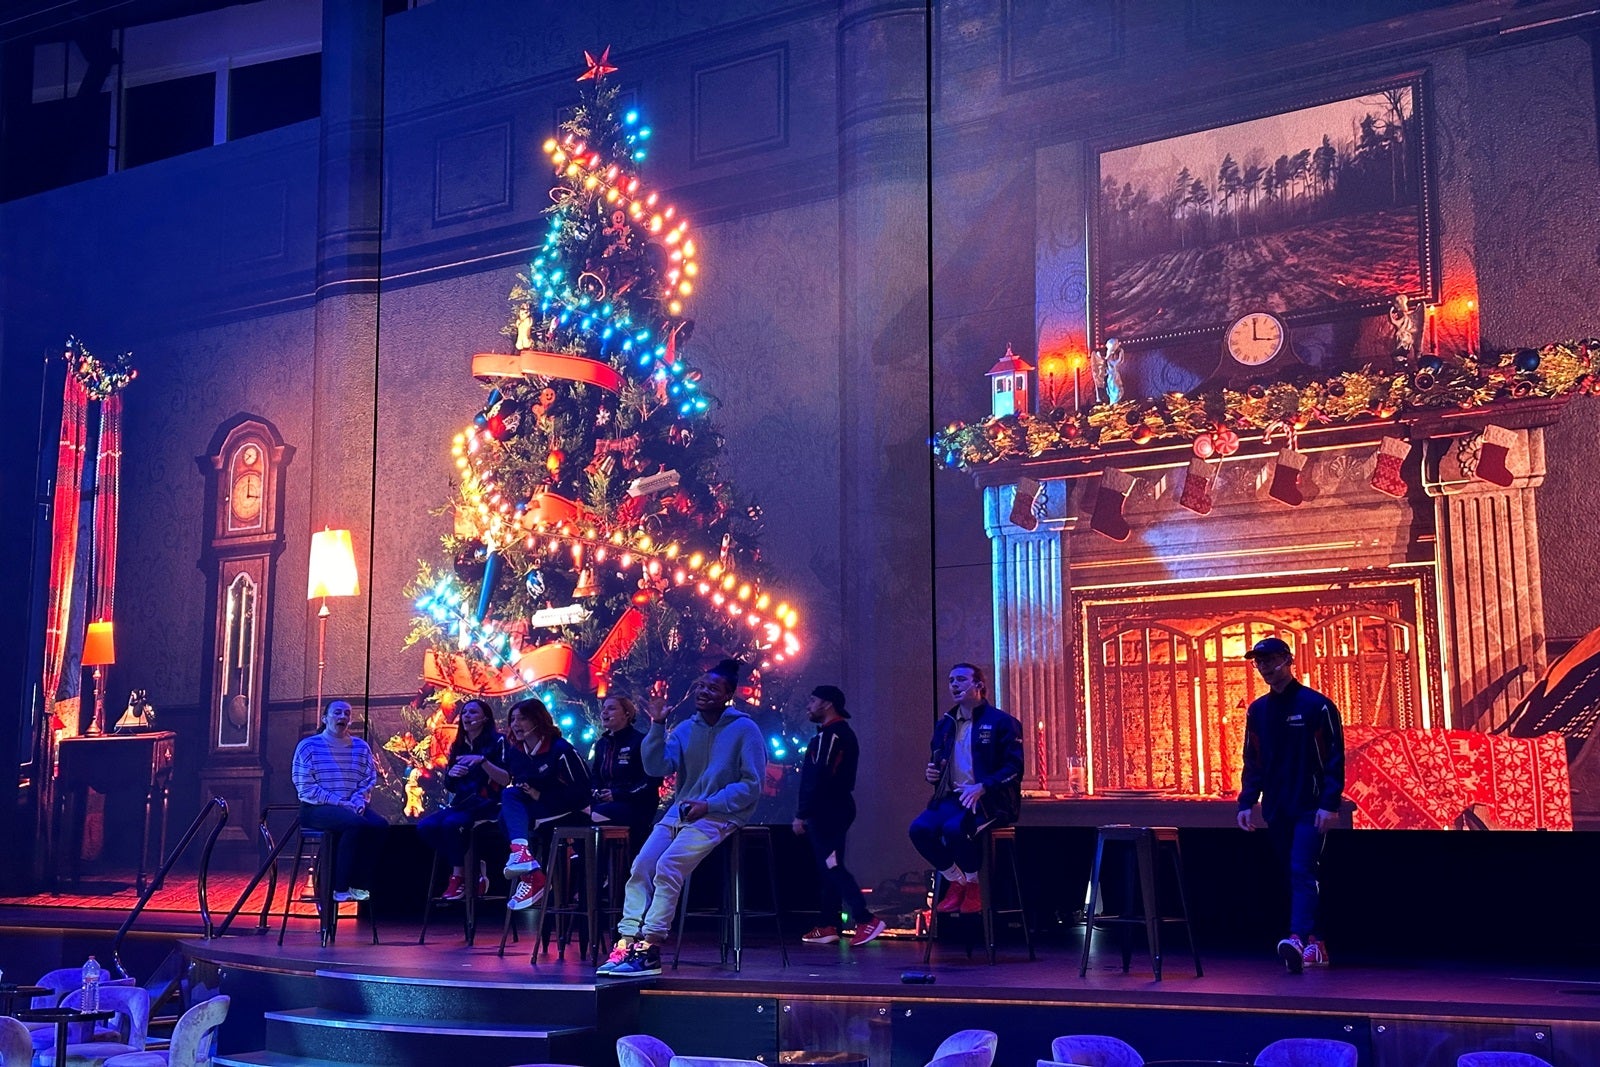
[198,416,292,856]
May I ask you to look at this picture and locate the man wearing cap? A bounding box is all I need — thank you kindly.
[1238,636,1345,974]
[909,663,1024,915]
[794,685,885,948]
[598,658,766,977]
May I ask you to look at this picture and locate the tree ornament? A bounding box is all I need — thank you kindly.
[1193,433,1215,459]
[1090,467,1136,541]
[1179,457,1217,515]
[1371,436,1412,498]
[1515,349,1541,372]
[745,504,764,521]
[454,540,489,583]
[547,449,566,474]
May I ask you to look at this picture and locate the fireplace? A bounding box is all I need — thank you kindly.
[974,419,1556,820]
[1078,569,1443,798]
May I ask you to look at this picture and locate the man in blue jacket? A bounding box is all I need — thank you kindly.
[599,658,766,978]
[909,663,1023,915]
[1237,636,1345,973]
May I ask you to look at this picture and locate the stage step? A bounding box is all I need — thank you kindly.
[259,1007,592,1065]
[215,1054,350,1067]
[314,967,622,1025]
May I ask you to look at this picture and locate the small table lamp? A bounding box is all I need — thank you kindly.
[81,620,115,736]
[307,528,360,713]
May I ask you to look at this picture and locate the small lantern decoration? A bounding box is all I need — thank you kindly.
[987,344,1034,418]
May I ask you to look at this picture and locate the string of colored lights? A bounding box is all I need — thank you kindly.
[451,419,801,667]
[525,111,710,418]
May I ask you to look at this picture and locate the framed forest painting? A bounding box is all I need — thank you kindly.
[1090,73,1436,349]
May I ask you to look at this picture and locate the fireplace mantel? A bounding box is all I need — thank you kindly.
[968,396,1571,488]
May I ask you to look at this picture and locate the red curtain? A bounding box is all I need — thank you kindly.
[43,376,91,720]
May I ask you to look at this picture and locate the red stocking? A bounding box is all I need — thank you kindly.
[1370,436,1412,497]
[1090,468,1136,541]
[1009,477,1042,531]
[1179,457,1217,515]
[1473,425,1516,487]
[1268,448,1307,507]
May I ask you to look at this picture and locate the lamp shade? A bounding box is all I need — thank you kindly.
[82,619,116,666]
[307,528,360,600]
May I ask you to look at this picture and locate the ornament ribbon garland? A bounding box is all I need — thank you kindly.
[935,339,1598,471]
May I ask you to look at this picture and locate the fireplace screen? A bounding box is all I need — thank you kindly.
[1077,570,1442,798]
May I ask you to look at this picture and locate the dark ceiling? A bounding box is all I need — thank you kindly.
[0,1,263,46]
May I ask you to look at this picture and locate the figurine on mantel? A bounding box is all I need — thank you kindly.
[1388,294,1421,357]
[1093,337,1126,405]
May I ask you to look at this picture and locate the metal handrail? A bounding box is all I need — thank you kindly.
[111,795,229,979]
[214,805,299,938]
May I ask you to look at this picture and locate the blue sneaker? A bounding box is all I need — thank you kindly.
[605,940,661,977]
[595,939,633,975]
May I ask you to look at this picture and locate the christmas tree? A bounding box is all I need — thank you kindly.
[396,50,804,782]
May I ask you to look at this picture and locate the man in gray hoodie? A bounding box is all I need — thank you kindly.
[598,658,766,977]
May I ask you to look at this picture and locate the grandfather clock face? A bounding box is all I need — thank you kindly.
[205,424,287,755]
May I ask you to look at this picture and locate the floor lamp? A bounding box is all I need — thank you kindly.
[307,528,360,716]
[81,619,115,736]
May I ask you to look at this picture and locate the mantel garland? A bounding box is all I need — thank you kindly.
[933,340,1598,471]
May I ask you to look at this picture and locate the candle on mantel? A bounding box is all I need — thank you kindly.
[1466,298,1480,355]
[1036,718,1048,793]
[1069,351,1086,410]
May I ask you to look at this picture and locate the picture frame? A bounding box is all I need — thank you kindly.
[1089,72,1437,350]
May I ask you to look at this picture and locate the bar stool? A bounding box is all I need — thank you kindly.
[672,824,789,972]
[419,817,510,947]
[922,825,1035,965]
[276,821,378,947]
[536,823,634,964]
[499,822,632,963]
[1078,824,1201,980]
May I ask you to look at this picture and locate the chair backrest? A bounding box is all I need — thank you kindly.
[1457,1054,1556,1067]
[1255,1039,1358,1067]
[1050,1035,1145,1067]
[926,1051,996,1067]
[31,968,84,1008]
[0,1017,32,1067]
[618,1034,676,1067]
[935,1030,1000,1066]
[62,984,151,1050]
[33,969,136,1010]
[168,994,231,1067]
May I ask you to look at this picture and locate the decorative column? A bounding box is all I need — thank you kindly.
[835,0,930,884]
[1424,427,1548,731]
[302,0,383,726]
[984,479,1075,790]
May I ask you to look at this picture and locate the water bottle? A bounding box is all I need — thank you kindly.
[80,955,101,1012]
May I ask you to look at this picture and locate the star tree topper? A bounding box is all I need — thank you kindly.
[579,46,618,82]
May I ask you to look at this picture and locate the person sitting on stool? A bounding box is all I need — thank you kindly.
[908,663,1022,915]
[588,694,662,846]
[596,659,766,978]
[292,699,387,902]
[795,684,885,948]
[416,697,502,900]
[480,698,592,912]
